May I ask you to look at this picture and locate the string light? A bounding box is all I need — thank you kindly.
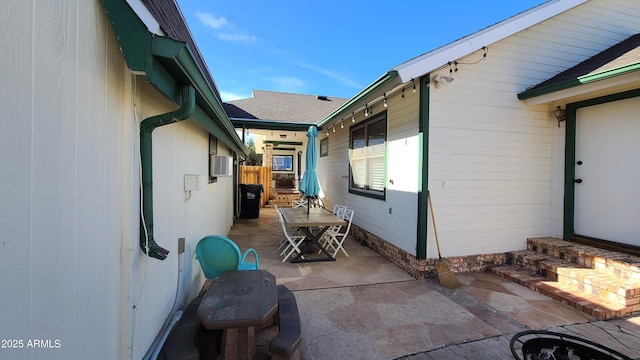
[332,124,336,132]
[322,46,488,128]
[326,129,329,136]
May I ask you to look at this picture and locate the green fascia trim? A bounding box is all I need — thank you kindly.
[231,118,316,132]
[518,63,640,100]
[416,75,429,260]
[263,140,304,146]
[150,36,247,156]
[562,88,640,240]
[318,70,398,127]
[101,0,150,73]
[101,0,246,156]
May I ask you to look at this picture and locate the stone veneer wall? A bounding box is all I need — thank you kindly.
[350,224,508,279]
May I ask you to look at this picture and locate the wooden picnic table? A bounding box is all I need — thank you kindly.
[197,270,278,360]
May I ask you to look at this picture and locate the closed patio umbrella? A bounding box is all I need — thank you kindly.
[298,126,320,213]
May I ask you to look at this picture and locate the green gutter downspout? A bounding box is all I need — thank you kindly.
[140,85,196,260]
[416,75,430,260]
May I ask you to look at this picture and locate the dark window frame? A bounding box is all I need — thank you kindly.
[348,111,387,200]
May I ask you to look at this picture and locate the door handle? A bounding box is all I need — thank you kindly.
[575,179,583,183]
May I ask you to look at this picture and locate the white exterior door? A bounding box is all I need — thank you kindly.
[574,96,640,246]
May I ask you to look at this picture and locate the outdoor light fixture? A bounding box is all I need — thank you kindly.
[433,74,454,85]
[351,112,355,122]
[553,106,566,127]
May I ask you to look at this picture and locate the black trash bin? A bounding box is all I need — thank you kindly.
[239,184,263,219]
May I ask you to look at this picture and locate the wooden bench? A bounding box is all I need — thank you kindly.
[269,285,302,360]
[159,294,221,360]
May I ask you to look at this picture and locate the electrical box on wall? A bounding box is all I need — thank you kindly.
[184,174,199,191]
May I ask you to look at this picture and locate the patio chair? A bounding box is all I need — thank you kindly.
[333,204,347,216]
[292,198,307,208]
[276,207,307,262]
[195,235,259,279]
[321,208,354,257]
[274,204,290,250]
[293,197,325,209]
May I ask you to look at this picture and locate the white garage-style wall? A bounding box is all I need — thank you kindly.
[1,1,243,359]
[1,1,125,358]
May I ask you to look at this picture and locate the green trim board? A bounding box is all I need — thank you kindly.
[563,88,640,240]
[263,140,304,146]
[416,76,429,260]
[318,71,399,128]
[518,63,640,100]
[231,118,317,132]
[101,0,246,156]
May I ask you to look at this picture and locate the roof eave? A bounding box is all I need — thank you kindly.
[518,62,640,100]
[101,0,247,156]
[231,118,318,132]
[318,70,399,127]
[394,0,587,82]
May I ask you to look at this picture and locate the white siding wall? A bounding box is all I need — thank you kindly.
[426,0,640,257]
[318,90,421,255]
[0,1,239,359]
[319,0,640,259]
[1,1,123,359]
[130,83,236,359]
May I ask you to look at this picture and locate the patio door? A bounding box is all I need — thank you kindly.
[573,96,640,246]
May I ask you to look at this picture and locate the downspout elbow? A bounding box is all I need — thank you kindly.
[140,85,196,260]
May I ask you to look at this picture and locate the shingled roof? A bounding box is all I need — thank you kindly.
[224,90,349,124]
[519,33,640,99]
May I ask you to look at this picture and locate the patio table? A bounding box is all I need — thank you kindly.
[279,207,346,263]
[197,270,278,360]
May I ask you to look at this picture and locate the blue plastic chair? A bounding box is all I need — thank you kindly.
[195,235,259,279]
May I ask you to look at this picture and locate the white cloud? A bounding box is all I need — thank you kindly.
[217,33,257,44]
[195,12,256,44]
[298,63,361,89]
[196,12,229,29]
[270,76,305,91]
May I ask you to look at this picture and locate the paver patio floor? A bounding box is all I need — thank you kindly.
[229,208,640,359]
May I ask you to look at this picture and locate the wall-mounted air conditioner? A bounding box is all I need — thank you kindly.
[210,155,232,177]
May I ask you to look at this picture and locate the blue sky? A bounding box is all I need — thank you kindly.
[176,0,548,101]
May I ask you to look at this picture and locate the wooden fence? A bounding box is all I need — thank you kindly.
[239,166,271,207]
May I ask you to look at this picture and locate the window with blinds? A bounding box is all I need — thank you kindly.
[349,112,387,199]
